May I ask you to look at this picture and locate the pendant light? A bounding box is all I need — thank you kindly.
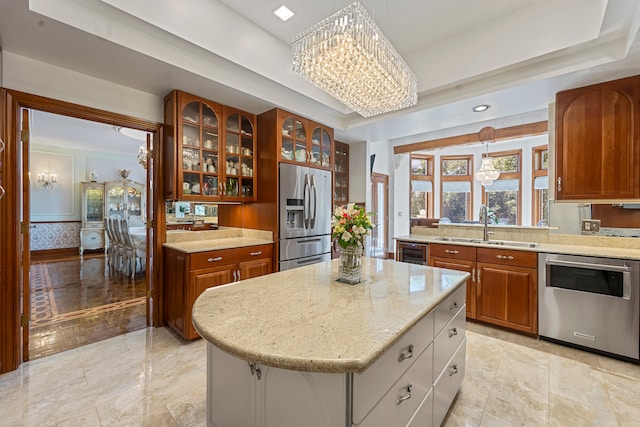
[475,142,500,187]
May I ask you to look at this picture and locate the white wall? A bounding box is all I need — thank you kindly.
[3,51,162,123]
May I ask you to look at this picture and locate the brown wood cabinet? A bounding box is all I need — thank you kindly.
[163,243,273,340]
[428,243,538,334]
[429,243,477,319]
[261,108,333,170]
[476,247,537,334]
[555,75,640,201]
[333,140,349,208]
[163,90,257,201]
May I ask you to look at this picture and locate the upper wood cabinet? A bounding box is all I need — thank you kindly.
[163,90,257,201]
[555,75,640,201]
[266,108,333,170]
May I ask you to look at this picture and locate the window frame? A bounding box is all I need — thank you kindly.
[481,149,522,225]
[410,154,434,218]
[532,145,549,226]
[440,155,473,222]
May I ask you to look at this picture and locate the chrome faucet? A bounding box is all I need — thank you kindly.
[480,204,493,242]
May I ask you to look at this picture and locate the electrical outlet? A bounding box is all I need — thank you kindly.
[581,219,601,233]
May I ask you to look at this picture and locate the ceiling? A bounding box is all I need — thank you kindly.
[1,0,640,146]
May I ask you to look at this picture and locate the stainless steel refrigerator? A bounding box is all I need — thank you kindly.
[279,163,332,271]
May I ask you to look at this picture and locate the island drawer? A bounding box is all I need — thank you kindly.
[433,338,466,427]
[477,247,537,268]
[352,310,434,425]
[406,386,434,427]
[429,243,476,260]
[433,307,466,377]
[357,343,434,427]
[433,283,466,335]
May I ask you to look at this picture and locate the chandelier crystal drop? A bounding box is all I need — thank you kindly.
[292,2,418,117]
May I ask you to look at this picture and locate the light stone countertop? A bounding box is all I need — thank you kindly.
[192,258,469,374]
[163,227,273,253]
[396,234,640,260]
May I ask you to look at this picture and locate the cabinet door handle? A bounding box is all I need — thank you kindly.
[0,185,5,200]
[396,384,412,405]
[448,364,459,376]
[0,137,4,153]
[208,257,223,262]
[397,344,414,362]
[255,365,262,380]
[233,270,237,281]
[444,249,459,254]
[557,177,562,192]
[448,327,458,338]
[449,301,459,311]
[496,255,514,260]
[236,269,241,281]
[472,268,476,282]
[250,251,262,256]
[248,363,256,376]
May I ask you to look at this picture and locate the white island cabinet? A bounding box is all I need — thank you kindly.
[192,258,469,427]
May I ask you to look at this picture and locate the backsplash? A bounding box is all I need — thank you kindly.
[30,222,81,250]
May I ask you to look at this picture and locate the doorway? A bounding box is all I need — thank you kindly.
[370,173,389,259]
[27,110,151,359]
[0,89,162,370]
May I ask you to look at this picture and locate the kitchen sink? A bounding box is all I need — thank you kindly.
[435,236,538,248]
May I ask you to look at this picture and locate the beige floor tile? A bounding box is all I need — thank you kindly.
[548,391,618,427]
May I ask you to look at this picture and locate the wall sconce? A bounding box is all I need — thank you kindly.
[37,171,57,190]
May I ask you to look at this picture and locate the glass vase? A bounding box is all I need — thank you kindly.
[338,244,363,285]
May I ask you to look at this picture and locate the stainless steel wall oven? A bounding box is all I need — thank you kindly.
[538,253,639,362]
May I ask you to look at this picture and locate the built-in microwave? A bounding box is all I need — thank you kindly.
[397,241,428,265]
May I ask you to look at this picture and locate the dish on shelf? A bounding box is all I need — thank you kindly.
[295,149,306,162]
[281,148,293,160]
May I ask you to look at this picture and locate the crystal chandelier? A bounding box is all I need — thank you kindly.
[37,171,57,190]
[475,143,500,186]
[292,2,417,117]
[137,145,148,170]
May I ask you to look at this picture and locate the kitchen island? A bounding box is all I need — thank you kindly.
[192,258,469,427]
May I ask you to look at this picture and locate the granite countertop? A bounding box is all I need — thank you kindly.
[163,227,273,253]
[192,258,469,374]
[396,234,640,261]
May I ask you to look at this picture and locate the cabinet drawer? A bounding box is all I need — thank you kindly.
[406,386,434,427]
[190,244,273,270]
[429,243,476,260]
[433,283,466,335]
[353,311,434,425]
[433,338,466,427]
[433,308,466,378]
[477,247,537,268]
[358,343,434,427]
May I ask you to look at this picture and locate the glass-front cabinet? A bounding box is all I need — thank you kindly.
[276,109,333,170]
[164,90,257,202]
[105,180,144,221]
[333,141,349,208]
[80,182,105,254]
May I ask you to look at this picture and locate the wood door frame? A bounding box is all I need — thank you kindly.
[0,88,164,373]
[370,172,389,259]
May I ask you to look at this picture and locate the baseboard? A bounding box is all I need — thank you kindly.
[31,247,80,261]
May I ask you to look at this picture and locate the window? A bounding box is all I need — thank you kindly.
[483,150,521,225]
[441,156,472,223]
[532,145,549,226]
[410,154,434,218]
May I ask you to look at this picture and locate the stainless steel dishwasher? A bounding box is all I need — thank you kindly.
[538,253,639,362]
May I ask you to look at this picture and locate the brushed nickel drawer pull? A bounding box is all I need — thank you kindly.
[448,327,458,338]
[449,364,459,376]
[496,255,514,260]
[449,301,459,310]
[0,185,5,200]
[250,251,262,256]
[396,384,412,405]
[208,256,223,262]
[444,249,459,254]
[0,138,4,154]
[398,344,414,362]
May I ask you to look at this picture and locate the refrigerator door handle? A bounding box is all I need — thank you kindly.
[303,173,310,229]
[310,175,317,230]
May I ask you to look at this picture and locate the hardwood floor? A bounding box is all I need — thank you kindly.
[29,252,147,360]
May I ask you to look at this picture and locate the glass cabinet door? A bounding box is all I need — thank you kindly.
[107,185,125,218]
[281,117,306,163]
[311,126,331,168]
[86,188,104,222]
[225,112,255,199]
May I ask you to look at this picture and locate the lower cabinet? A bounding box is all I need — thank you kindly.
[206,283,467,427]
[163,243,273,340]
[428,244,477,319]
[80,227,105,254]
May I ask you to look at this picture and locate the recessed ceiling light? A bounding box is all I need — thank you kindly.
[472,104,491,112]
[274,5,294,21]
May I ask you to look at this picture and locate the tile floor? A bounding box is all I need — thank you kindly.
[1,323,639,426]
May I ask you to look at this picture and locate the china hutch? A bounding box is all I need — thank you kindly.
[105,179,144,221]
[80,181,105,254]
[163,90,257,202]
